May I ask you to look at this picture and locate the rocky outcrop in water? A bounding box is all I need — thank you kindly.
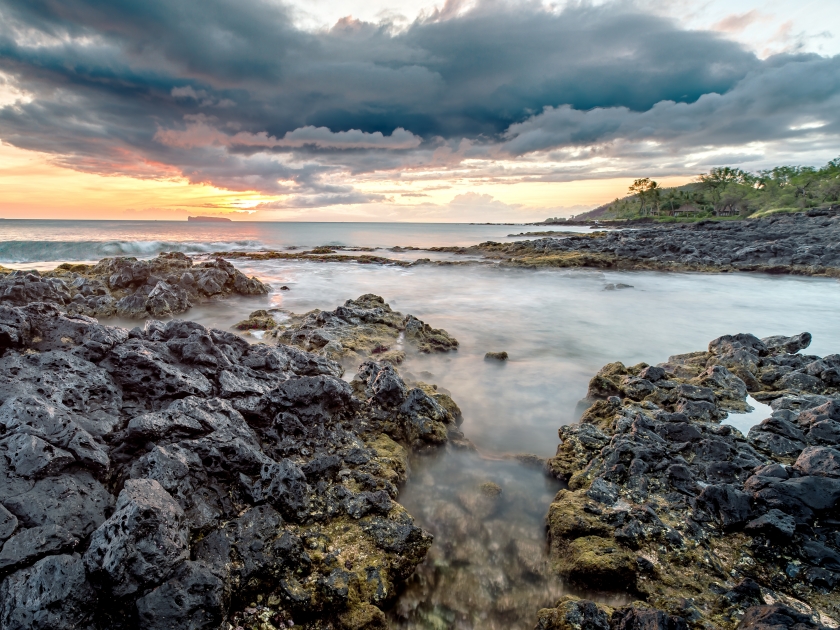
[0,300,464,629]
[471,210,840,276]
[543,331,840,628]
[272,294,459,366]
[0,252,269,320]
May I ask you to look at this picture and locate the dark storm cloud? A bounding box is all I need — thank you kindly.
[0,0,837,199]
[502,53,840,155]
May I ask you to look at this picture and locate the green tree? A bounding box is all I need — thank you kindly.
[629,178,660,215]
[698,167,752,213]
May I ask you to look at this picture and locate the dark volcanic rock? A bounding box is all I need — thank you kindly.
[273,293,458,364]
[469,211,840,276]
[0,300,453,628]
[0,554,96,630]
[546,331,840,628]
[0,252,269,320]
[84,478,189,598]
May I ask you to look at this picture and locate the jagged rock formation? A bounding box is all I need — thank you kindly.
[272,294,459,365]
[0,301,465,629]
[467,210,840,276]
[0,252,269,320]
[543,332,840,628]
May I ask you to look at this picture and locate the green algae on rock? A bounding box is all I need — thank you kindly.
[543,332,840,628]
[234,309,279,331]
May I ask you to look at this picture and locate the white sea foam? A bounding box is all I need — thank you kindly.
[0,239,264,263]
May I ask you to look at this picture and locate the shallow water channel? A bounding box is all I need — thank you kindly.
[123,262,840,628]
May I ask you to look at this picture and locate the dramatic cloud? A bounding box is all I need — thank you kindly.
[502,54,840,155]
[155,119,422,150]
[0,0,838,213]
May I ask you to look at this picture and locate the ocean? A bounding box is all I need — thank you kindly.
[5,219,840,628]
[0,219,593,264]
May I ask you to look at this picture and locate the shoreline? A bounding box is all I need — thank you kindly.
[1,237,839,628]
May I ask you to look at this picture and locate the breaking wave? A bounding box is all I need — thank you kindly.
[0,240,265,263]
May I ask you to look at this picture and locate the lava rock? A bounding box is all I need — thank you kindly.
[84,479,189,597]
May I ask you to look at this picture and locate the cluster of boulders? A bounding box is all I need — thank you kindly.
[0,300,466,629]
[0,252,268,320]
[472,210,840,275]
[542,332,840,628]
[271,294,459,365]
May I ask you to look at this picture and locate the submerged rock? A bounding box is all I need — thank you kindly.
[0,252,269,320]
[545,331,840,628]
[485,351,509,361]
[0,300,460,628]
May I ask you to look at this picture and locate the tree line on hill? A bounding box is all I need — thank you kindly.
[568,157,840,221]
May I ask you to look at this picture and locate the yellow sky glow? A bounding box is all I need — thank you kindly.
[0,141,695,221]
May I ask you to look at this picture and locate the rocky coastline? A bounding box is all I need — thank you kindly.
[465,210,840,276]
[213,211,840,278]
[541,331,840,629]
[0,252,269,320]
[1,250,840,630]
[0,288,466,628]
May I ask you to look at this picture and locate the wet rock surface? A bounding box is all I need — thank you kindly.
[0,300,464,629]
[544,330,840,628]
[271,294,459,366]
[0,252,269,319]
[468,211,840,275]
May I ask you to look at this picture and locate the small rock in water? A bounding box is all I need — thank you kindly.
[485,351,508,361]
[604,283,633,290]
[233,309,276,330]
[280,285,290,291]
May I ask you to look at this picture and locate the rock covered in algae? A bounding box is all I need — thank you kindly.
[0,252,269,320]
[272,294,458,365]
[0,300,464,629]
[234,309,279,331]
[544,330,840,628]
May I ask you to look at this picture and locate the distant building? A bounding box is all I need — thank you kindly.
[673,204,703,217]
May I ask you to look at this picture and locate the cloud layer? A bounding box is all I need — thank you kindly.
[0,0,838,211]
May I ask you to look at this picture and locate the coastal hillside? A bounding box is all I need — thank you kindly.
[560,158,840,222]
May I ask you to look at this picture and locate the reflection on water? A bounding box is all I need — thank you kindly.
[101,260,840,626]
[723,395,775,436]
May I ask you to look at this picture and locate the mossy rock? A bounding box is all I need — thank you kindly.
[556,535,637,590]
[339,603,387,629]
[234,309,277,330]
[579,399,619,432]
[546,491,612,544]
[535,595,613,630]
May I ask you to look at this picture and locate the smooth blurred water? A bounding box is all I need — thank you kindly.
[12,227,840,627]
[189,261,840,456]
[174,260,840,627]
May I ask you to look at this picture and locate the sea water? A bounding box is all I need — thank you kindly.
[0,219,592,263]
[4,221,840,628]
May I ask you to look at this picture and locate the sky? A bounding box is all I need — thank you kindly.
[0,0,838,222]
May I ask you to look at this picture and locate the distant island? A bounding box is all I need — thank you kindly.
[187,215,232,222]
